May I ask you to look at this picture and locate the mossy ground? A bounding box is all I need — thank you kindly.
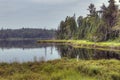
[0,59,120,80]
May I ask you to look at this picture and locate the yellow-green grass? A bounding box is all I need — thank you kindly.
[38,40,120,51]
[0,59,120,80]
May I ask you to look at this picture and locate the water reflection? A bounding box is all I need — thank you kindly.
[0,40,60,63]
[0,40,54,49]
[56,45,120,60]
[0,40,120,63]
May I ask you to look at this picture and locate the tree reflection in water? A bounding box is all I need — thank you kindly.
[56,45,120,60]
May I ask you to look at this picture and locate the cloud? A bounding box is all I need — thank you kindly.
[0,0,119,29]
[30,0,79,4]
[115,0,120,5]
[115,0,120,3]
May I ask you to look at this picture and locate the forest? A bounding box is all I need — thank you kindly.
[0,0,120,80]
[0,28,55,40]
[56,0,120,42]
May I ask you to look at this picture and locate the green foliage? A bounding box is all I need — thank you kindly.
[0,59,119,80]
[56,0,120,42]
[56,15,77,40]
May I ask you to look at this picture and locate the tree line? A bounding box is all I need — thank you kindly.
[0,28,55,40]
[56,0,120,42]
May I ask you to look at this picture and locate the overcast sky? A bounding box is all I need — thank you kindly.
[0,0,119,29]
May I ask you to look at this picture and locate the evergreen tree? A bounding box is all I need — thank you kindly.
[87,3,97,17]
[102,0,118,27]
[77,16,83,27]
[65,16,77,39]
[56,21,66,39]
[56,0,120,42]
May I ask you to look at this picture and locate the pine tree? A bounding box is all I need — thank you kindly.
[87,3,97,17]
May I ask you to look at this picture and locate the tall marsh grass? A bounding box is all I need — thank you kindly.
[0,59,119,80]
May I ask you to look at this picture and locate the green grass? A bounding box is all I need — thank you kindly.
[0,59,120,80]
[38,40,120,51]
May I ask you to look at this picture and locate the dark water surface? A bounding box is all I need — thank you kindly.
[0,40,120,63]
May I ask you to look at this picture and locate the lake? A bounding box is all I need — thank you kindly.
[0,40,120,63]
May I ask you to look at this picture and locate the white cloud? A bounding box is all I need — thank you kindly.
[115,0,120,5]
[115,0,120,3]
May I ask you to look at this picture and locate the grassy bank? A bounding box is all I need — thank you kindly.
[38,40,120,50]
[0,59,120,80]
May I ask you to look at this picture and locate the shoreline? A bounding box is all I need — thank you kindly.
[38,40,120,51]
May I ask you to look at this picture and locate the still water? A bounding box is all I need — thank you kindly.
[0,40,120,63]
[0,40,60,63]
